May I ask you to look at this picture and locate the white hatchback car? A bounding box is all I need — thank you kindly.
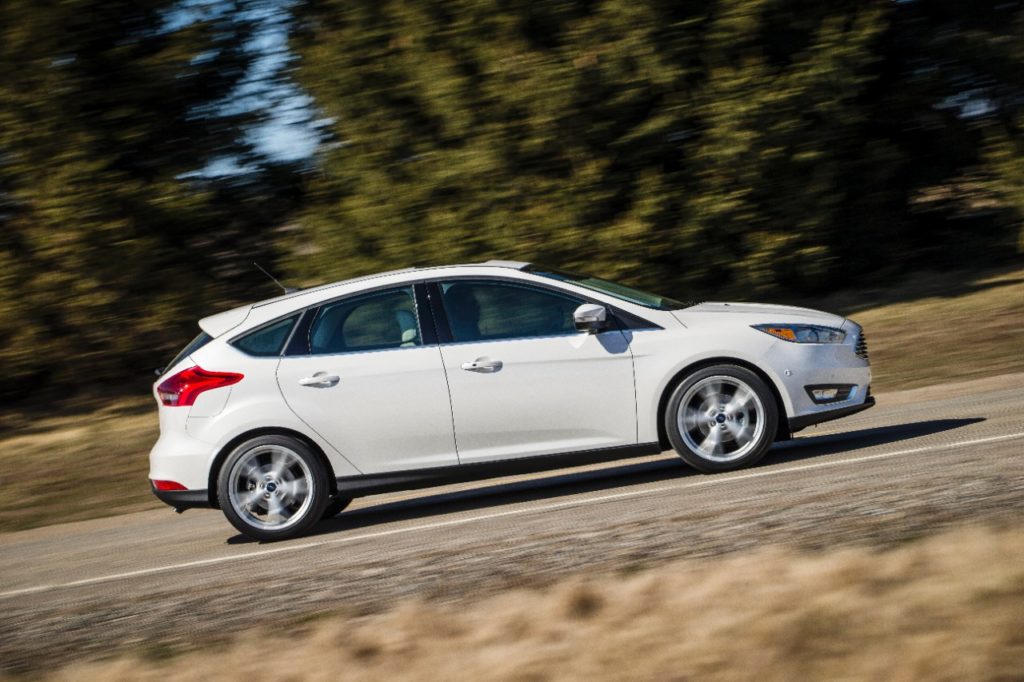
[150,261,873,540]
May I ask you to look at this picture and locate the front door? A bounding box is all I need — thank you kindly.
[277,285,458,474]
[432,279,637,464]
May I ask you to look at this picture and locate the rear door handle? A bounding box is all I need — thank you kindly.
[299,373,340,388]
[461,358,503,373]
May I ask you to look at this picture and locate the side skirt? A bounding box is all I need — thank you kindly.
[336,442,664,498]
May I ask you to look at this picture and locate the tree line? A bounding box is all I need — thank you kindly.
[1,0,1022,399]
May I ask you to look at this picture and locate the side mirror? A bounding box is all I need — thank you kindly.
[573,303,608,334]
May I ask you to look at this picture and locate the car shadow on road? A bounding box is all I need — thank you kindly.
[227,417,984,544]
[764,417,986,466]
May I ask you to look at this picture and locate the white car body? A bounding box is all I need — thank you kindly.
[149,261,872,537]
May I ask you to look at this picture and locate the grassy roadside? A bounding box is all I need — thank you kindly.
[0,398,159,532]
[1,266,1022,533]
[16,521,1024,681]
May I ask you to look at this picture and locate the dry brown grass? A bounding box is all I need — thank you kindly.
[0,398,160,532]
[826,267,1024,391]
[27,523,1024,682]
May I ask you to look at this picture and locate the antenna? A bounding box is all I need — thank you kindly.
[252,262,296,295]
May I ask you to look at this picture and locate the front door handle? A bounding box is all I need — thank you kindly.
[461,357,503,373]
[299,372,340,388]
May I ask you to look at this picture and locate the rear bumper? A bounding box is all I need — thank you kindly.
[789,395,875,433]
[149,427,217,491]
[151,484,212,511]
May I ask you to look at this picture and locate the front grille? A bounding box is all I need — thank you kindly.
[855,332,869,361]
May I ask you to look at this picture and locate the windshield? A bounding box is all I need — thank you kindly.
[524,266,693,310]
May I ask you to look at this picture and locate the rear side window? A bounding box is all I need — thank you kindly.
[310,287,420,354]
[165,331,212,371]
[232,316,298,357]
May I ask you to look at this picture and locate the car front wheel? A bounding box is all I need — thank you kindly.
[665,365,778,473]
[218,435,330,541]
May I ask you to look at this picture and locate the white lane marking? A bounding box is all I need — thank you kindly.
[3,431,1023,600]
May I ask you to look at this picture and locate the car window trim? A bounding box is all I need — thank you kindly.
[425,281,454,344]
[413,282,439,345]
[283,307,316,357]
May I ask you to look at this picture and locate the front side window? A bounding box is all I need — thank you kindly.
[310,286,420,354]
[439,280,582,343]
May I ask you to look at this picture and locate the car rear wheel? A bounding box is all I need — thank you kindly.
[218,435,330,541]
[665,365,778,473]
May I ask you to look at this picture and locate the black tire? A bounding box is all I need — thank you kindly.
[665,364,778,473]
[321,495,353,519]
[217,435,330,541]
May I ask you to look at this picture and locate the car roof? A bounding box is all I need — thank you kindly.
[201,261,535,337]
[251,260,530,309]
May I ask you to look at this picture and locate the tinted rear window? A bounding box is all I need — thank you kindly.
[166,331,212,371]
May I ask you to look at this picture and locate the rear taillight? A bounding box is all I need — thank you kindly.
[157,366,243,407]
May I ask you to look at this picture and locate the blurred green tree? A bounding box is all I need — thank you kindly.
[984,117,1024,253]
[2,0,1022,399]
[0,0,299,398]
[865,0,1024,270]
[289,0,1022,295]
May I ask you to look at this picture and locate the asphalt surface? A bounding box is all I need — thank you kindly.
[2,373,1023,673]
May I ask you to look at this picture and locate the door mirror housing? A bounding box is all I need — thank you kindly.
[573,303,608,334]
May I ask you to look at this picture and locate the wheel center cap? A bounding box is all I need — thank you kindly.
[265,481,278,493]
[715,414,727,424]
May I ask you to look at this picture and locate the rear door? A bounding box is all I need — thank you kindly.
[276,284,458,474]
[431,278,637,464]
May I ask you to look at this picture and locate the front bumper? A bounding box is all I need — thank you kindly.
[789,394,875,432]
[151,483,212,511]
[760,318,873,433]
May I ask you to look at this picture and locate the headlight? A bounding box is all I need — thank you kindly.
[753,324,846,344]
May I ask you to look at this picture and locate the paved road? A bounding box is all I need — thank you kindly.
[2,373,1023,672]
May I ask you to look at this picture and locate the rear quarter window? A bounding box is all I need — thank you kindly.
[232,316,298,357]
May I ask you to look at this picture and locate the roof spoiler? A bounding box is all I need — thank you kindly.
[198,305,252,338]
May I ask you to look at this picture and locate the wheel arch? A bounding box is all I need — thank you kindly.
[206,427,338,508]
[655,357,790,451]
